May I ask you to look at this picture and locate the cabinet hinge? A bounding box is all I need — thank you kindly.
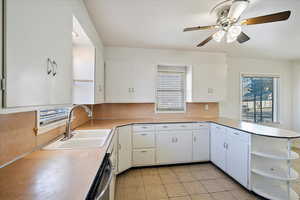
[0,78,6,91]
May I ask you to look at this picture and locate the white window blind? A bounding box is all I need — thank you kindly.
[156,66,186,112]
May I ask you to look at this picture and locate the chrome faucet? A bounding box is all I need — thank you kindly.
[61,104,92,141]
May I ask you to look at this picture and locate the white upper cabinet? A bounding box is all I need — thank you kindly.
[191,63,227,102]
[104,47,227,103]
[105,60,155,103]
[4,0,73,107]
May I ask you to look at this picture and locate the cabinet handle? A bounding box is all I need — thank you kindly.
[52,60,57,76]
[223,143,226,149]
[132,88,135,92]
[118,144,121,150]
[233,132,239,135]
[128,88,131,92]
[47,58,52,75]
[141,150,147,153]
[193,136,196,142]
[175,137,178,143]
[142,127,148,129]
[163,125,168,128]
[141,133,148,136]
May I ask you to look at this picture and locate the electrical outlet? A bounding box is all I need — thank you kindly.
[208,88,214,94]
[204,104,209,111]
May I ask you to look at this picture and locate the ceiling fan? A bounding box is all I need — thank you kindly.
[183,0,291,47]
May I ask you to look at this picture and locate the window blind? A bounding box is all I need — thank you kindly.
[156,66,186,112]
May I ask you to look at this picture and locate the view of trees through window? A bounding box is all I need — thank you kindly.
[242,76,278,123]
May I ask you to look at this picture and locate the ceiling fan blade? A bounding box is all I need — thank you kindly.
[241,10,291,25]
[197,34,214,47]
[237,32,250,43]
[228,0,249,21]
[183,25,217,32]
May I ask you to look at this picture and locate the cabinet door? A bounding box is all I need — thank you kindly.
[193,128,210,161]
[95,49,105,104]
[5,0,72,107]
[105,60,133,102]
[48,1,72,105]
[157,131,192,164]
[117,126,132,173]
[226,131,249,188]
[131,62,156,103]
[210,125,226,171]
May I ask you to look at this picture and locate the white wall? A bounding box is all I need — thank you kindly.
[220,57,293,129]
[292,61,300,132]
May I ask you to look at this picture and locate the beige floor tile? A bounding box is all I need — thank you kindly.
[142,174,162,185]
[176,172,197,182]
[171,165,191,174]
[145,184,168,199]
[182,181,208,195]
[160,173,180,184]
[141,167,159,176]
[117,175,144,188]
[210,191,238,200]
[169,196,191,200]
[191,170,221,180]
[190,194,214,200]
[116,186,146,200]
[164,183,188,197]
[215,178,240,190]
[230,188,257,200]
[125,169,142,177]
[158,166,175,175]
[200,179,227,193]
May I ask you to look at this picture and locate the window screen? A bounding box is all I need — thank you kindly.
[156,66,186,112]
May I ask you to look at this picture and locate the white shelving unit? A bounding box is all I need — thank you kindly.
[251,135,299,200]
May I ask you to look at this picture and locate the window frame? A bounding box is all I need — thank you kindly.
[239,73,280,124]
[155,65,187,114]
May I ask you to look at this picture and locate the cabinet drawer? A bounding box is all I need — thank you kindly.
[227,128,249,142]
[133,132,155,148]
[133,124,155,132]
[156,123,193,131]
[193,123,209,129]
[132,149,155,166]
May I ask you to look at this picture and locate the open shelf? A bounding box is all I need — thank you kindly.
[252,167,299,181]
[253,184,299,200]
[251,150,299,160]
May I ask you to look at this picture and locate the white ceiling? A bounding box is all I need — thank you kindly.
[84,0,300,60]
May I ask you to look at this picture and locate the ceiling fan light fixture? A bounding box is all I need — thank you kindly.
[228,25,242,37]
[213,30,226,42]
[228,0,249,21]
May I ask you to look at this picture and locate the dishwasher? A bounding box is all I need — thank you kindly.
[86,153,113,200]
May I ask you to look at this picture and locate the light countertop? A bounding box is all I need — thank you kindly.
[1,117,299,200]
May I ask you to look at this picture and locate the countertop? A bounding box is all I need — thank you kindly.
[1,117,300,200]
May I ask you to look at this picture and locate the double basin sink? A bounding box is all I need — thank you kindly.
[44,129,111,150]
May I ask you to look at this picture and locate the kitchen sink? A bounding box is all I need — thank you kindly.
[44,129,111,150]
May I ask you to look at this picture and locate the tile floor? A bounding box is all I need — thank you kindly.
[116,163,261,200]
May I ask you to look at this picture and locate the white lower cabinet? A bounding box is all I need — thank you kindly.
[211,124,250,188]
[132,149,155,166]
[132,132,155,149]
[192,124,210,161]
[156,131,193,164]
[117,126,132,173]
[226,130,249,188]
[210,124,227,171]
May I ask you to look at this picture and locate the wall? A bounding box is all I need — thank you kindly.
[93,103,219,120]
[220,57,293,129]
[0,107,89,167]
[292,61,300,132]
